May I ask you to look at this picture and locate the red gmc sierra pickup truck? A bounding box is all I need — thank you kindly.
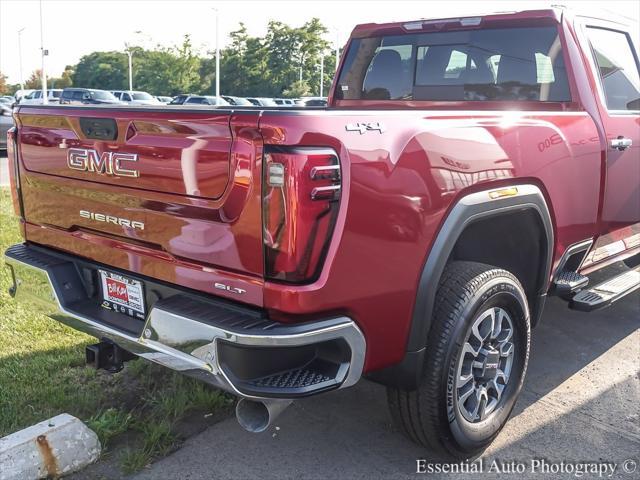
[5,8,639,459]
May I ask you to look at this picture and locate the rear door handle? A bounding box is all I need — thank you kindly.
[611,137,632,151]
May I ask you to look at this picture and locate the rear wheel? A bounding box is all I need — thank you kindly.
[623,253,639,268]
[388,261,530,459]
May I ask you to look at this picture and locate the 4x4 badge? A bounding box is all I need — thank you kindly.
[345,122,386,134]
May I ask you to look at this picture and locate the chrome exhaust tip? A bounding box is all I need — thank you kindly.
[235,398,292,433]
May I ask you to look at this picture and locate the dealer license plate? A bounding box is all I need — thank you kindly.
[99,270,146,319]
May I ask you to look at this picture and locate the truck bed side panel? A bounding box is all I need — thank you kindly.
[260,110,601,371]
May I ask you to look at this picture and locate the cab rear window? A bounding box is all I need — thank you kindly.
[335,26,571,102]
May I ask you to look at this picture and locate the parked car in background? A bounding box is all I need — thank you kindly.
[274,98,295,106]
[155,96,173,104]
[111,90,161,105]
[13,90,34,102]
[0,104,13,149]
[168,94,194,105]
[19,89,63,105]
[59,88,122,105]
[0,97,15,107]
[295,97,328,107]
[246,97,277,106]
[222,95,254,106]
[181,95,230,106]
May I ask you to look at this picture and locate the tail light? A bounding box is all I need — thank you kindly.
[262,147,341,283]
[7,127,25,219]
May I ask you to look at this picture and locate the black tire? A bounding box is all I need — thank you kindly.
[388,261,530,459]
[623,253,640,269]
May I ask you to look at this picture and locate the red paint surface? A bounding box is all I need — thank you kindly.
[9,10,639,373]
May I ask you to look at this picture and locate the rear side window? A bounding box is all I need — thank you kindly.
[336,26,571,102]
[72,91,85,100]
[586,27,640,111]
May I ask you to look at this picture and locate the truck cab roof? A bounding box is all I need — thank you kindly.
[349,7,635,38]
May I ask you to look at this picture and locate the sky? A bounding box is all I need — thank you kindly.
[0,0,638,84]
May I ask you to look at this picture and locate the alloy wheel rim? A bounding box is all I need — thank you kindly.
[455,306,515,423]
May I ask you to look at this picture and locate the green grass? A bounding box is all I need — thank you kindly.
[0,188,233,472]
[87,408,134,449]
[121,420,175,473]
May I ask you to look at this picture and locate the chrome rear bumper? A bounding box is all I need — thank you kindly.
[5,244,366,401]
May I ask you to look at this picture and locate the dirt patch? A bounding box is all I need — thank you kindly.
[69,406,233,480]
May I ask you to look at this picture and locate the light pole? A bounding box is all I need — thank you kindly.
[319,54,324,97]
[335,29,340,71]
[17,28,25,91]
[125,49,134,91]
[213,7,220,101]
[127,30,154,92]
[299,52,305,84]
[39,0,48,104]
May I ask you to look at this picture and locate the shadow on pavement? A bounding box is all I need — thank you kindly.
[132,292,639,480]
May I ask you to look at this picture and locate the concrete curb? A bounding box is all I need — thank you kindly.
[0,413,101,479]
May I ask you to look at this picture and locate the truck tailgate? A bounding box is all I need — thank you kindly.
[14,106,265,304]
[19,107,233,198]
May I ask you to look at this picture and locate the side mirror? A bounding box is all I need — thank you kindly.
[626,97,640,111]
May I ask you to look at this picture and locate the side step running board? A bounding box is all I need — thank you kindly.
[552,270,589,296]
[570,266,640,311]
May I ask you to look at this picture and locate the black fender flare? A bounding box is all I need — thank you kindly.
[370,184,554,389]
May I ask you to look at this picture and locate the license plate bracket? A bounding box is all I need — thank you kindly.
[99,270,146,320]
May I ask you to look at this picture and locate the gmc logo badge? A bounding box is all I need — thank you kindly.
[67,148,140,178]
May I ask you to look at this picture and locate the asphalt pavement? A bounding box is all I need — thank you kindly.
[133,294,639,480]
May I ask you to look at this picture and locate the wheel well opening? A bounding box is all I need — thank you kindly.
[449,209,548,303]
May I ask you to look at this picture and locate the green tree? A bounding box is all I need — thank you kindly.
[264,21,302,95]
[0,74,19,96]
[61,65,74,87]
[135,35,202,95]
[211,24,269,96]
[50,65,74,89]
[171,35,202,94]
[61,20,337,98]
[23,67,75,90]
[220,24,251,94]
[0,72,8,95]
[24,70,42,89]
[298,18,335,97]
[72,52,128,89]
[69,36,201,95]
[208,18,335,98]
[135,49,181,94]
[283,80,311,98]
